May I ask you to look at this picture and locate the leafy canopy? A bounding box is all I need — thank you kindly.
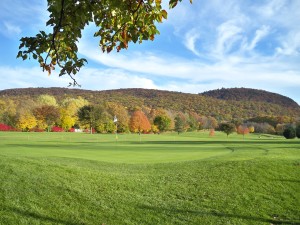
[17,0,191,86]
[219,123,236,137]
[283,127,296,139]
[154,115,171,132]
[174,113,187,134]
[129,110,151,133]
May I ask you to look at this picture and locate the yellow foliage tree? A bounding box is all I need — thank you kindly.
[107,102,129,133]
[17,113,37,131]
[249,126,255,133]
[37,94,57,106]
[151,125,159,134]
[60,108,76,131]
[36,119,47,130]
[61,97,89,116]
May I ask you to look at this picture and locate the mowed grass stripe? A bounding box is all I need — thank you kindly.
[0,131,299,224]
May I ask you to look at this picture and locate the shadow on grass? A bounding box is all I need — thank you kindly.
[5,144,62,148]
[272,179,300,184]
[139,205,299,224]
[129,140,300,146]
[6,206,80,225]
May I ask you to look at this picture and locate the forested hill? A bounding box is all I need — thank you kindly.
[200,88,299,108]
[0,87,299,120]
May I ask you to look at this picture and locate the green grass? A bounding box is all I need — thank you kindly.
[0,131,299,224]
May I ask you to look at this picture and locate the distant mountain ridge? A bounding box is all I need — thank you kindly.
[0,87,299,120]
[0,87,298,108]
[200,88,299,108]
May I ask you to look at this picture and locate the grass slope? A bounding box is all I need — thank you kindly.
[0,132,299,224]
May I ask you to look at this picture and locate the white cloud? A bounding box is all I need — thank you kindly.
[276,31,300,56]
[0,66,158,92]
[78,40,199,78]
[1,22,22,37]
[184,29,201,56]
[167,0,300,59]
[214,20,243,57]
[243,25,270,51]
[78,38,300,90]
[0,0,47,21]
[0,0,48,37]
[258,0,286,18]
[0,66,71,89]
[75,68,158,90]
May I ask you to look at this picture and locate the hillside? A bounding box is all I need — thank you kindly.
[200,88,299,108]
[0,87,299,120]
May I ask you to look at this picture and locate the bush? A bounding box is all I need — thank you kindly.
[0,123,13,131]
[275,124,286,135]
[51,126,64,132]
[283,127,296,139]
[296,125,300,138]
[68,128,75,132]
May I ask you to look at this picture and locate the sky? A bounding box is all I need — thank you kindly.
[0,0,299,104]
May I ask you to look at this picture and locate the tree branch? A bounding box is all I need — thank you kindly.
[44,0,66,68]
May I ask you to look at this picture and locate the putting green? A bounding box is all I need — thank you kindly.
[0,132,237,164]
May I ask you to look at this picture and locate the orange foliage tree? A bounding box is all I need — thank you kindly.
[209,129,215,137]
[237,125,250,139]
[129,110,151,134]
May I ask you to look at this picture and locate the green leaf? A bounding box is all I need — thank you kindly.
[161,10,168,20]
[17,51,22,58]
[169,0,178,9]
[22,55,28,60]
[19,43,24,49]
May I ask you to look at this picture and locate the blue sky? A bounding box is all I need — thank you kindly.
[0,0,299,104]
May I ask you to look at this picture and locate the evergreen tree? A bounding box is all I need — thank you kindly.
[219,123,236,137]
[283,127,296,139]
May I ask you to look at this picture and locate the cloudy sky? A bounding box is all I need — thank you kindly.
[0,0,299,104]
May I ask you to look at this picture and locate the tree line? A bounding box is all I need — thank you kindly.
[0,94,299,138]
[0,94,218,133]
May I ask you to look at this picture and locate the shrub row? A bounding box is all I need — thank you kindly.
[283,125,300,139]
